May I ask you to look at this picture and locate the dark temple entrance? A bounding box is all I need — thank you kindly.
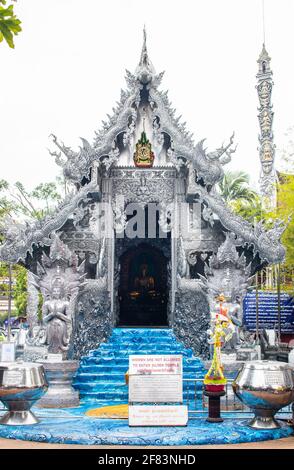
[118,243,168,326]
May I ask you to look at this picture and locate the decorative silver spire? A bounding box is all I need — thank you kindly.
[135,26,156,84]
[256,43,277,210]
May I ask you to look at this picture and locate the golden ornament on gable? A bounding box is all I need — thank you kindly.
[133,131,154,168]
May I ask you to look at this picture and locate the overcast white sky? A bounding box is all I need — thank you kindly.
[1,0,294,191]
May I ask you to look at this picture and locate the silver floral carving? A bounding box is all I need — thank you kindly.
[173,286,210,358]
[73,279,112,359]
[26,271,40,330]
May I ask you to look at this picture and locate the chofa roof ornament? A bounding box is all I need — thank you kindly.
[135,26,156,84]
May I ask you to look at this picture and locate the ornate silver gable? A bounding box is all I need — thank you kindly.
[47,28,237,186]
[0,31,287,269]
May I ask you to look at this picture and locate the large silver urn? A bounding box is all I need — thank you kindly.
[233,360,294,429]
[36,359,79,408]
[0,361,48,425]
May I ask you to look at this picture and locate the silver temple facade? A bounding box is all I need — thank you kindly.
[0,31,286,359]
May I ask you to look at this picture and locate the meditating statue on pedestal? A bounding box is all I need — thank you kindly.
[134,264,155,293]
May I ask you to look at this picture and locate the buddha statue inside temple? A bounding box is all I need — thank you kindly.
[134,264,155,293]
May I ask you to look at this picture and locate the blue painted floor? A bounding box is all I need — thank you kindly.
[0,406,292,446]
[0,328,292,446]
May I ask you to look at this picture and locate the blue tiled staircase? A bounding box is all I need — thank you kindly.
[73,328,207,404]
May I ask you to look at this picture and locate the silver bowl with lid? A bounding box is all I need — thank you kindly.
[233,360,294,429]
[0,361,48,425]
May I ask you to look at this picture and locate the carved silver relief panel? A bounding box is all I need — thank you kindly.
[111,168,176,204]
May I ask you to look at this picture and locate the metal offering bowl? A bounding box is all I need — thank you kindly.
[233,360,294,429]
[0,361,48,425]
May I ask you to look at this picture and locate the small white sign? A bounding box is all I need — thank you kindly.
[0,342,16,362]
[129,355,182,375]
[46,353,63,363]
[129,405,188,426]
[129,374,183,403]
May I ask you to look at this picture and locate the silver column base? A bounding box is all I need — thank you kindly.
[248,410,281,429]
[0,410,39,426]
[37,360,80,408]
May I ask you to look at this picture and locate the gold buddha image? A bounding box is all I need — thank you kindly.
[134,264,155,293]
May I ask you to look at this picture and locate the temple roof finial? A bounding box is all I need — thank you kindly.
[142,24,147,54]
[135,26,156,84]
[258,43,271,64]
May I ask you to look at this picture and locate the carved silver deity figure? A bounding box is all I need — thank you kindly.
[42,277,71,355]
[30,232,86,359]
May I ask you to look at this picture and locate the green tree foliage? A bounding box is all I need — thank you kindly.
[0,261,9,297]
[0,265,27,318]
[218,171,259,206]
[230,196,263,225]
[0,179,63,222]
[220,148,294,291]
[31,182,61,213]
[266,130,294,280]
[0,1,21,48]
[38,291,43,321]
[218,171,262,224]
[267,175,294,269]
[0,177,65,318]
[0,179,14,220]
[13,265,27,316]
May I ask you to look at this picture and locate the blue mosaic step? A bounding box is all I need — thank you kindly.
[74,380,201,392]
[75,372,201,382]
[81,358,202,371]
[110,328,173,338]
[92,346,193,355]
[73,328,207,403]
[78,364,201,374]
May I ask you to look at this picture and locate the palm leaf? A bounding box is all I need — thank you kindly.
[0,4,21,48]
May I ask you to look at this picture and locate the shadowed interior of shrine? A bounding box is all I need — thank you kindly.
[118,244,168,326]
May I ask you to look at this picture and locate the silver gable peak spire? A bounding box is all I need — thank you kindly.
[135,26,156,84]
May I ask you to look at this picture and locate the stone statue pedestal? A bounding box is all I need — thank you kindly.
[36,359,79,408]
